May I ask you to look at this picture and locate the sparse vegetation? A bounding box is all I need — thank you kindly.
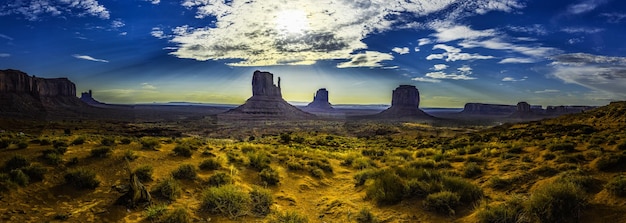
[162,207,191,223]
[250,187,273,216]
[266,210,309,223]
[153,177,182,201]
[199,158,221,170]
[259,167,280,186]
[355,208,378,223]
[134,165,153,182]
[171,164,197,180]
[90,147,111,158]
[173,144,193,157]
[64,168,100,189]
[423,191,461,215]
[206,172,232,187]
[200,185,250,218]
[526,181,587,223]
[606,175,626,197]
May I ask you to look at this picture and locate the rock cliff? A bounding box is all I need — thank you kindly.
[219,70,315,120]
[304,88,333,111]
[0,69,76,97]
[369,85,434,120]
[461,103,517,115]
[80,90,104,106]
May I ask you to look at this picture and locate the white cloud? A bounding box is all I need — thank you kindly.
[460,37,559,58]
[567,0,607,15]
[457,65,472,74]
[336,51,393,68]
[428,44,494,62]
[119,32,127,36]
[425,71,476,80]
[413,47,420,52]
[507,24,548,35]
[111,19,125,28]
[141,83,157,90]
[411,77,441,83]
[501,77,526,82]
[431,25,496,42]
[0,34,14,41]
[0,53,10,57]
[170,0,522,67]
[535,89,560,93]
[145,0,160,5]
[432,64,448,71]
[601,13,626,23]
[392,47,410,55]
[550,53,626,98]
[561,27,604,34]
[151,27,168,39]
[0,0,109,20]
[499,57,535,64]
[474,0,525,14]
[72,54,108,63]
[418,38,432,46]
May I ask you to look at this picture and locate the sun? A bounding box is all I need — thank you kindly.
[275,10,309,35]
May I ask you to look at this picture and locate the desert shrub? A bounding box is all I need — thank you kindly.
[207,172,232,187]
[199,158,221,170]
[0,173,16,191]
[173,145,193,157]
[487,176,513,190]
[423,191,461,215]
[124,150,138,161]
[555,153,585,164]
[594,154,626,171]
[354,169,380,187]
[55,146,68,155]
[409,159,436,169]
[16,141,28,149]
[441,176,483,204]
[352,157,375,170]
[101,137,115,146]
[21,164,46,182]
[43,152,63,165]
[476,197,525,223]
[530,165,559,177]
[140,137,160,150]
[67,157,79,166]
[9,169,29,186]
[3,155,30,171]
[462,162,482,178]
[90,147,111,158]
[556,170,596,192]
[361,148,385,157]
[617,141,626,151]
[249,187,273,216]
[162,207,190,223]
[0,138,10,149]
[405,179,438,198]
[286,160,305,171]
[366,170,405,205]
[310,168,325,178]
[226,151,245,164]
[548,142,576,152]
[144,204,167,221]
[280,133,292,144]
[172,164,197,180]
[248,151,271,170]
[259,167,280,186]
[120,138,132,145]
[355,208,378,223]
[266,210,309,223]
[134,165,153,182]
[153,177,181,201]
[71,137,85,145]
[200,185,250,218]
[605,175,626,197]
[307,159,333,173]
[38,138,52,145]
[542,153,556,160]
[64,168,100,189]
[526,181,587,223]
[53,140,68,149]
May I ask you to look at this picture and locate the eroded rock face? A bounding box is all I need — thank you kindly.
[0,69,76,97]
[461,103,517,115]
[371,85,434,120]
[80,90,103,105]
[517,101,531,112]
[305,88,333,110]
[252,70,281,97]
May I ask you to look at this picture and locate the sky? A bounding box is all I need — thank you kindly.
[1,0,626,107]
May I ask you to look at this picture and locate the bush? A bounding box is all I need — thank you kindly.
[173,145,193,157]
[53,141,68,149]
[354,169,381,187]
[548,143,576,152]
[199,158,221,170]
[101,137,115,146]
[248,151,271,170]
[207,172,232,187]
[90,147,111,158]
[43,152,63,165]
[200,185,250,218]
[542,153,556,160]
[594,154,626,171]
[249,187,273,216]
[38,138,52,145]
[526,181,587,223]
[64,168,100,189]
[617,141,626,151]
[3,155,30,171]
[141,137,160,150]
[0,139,9,149]
[144,204,167,221]
[423,191,461,215]
[124,150,138,161]
[120,138,132,145]
[134,165,153,182]
[267,210,309,223]
[462,162,482,178]
[162,207,190,223]
[172,164,197,180]
[310,168,325,178]
[355,208,378,223]
[487,176,513,190]
[476,197,525,223]
[21,164,46,182]
[605,175,626,197]
[17,141,28,149]
[153,177,181,201]
[366,170,405,205]
[441,176,483,204]
[259,168,280,186]
[9,169,29,186]
[71,137,85,145]
[405,179,439,198]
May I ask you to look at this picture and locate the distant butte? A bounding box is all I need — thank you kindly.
[367,85,435,120]
[218,70,315,120]
[303,88,334,112]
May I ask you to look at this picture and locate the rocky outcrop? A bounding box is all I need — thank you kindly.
[80,90,104,106]
[304,88,333,111]
[368,85,434,120]
[219,70,315,120]
[546,105,596,114]
[461,103,517,115]
[0,69,76,96]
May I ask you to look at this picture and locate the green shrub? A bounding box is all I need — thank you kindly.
[310,168,325,178]
[441,176,483,204]
[355,208,378,223]
[476,197,525,223]
[124,150,138,161]
[487,176,513,190]
[172,164,197,180]
[366,170,405,205]
[55,146,68,155]
[90,147,111,158]
[526,181,587,223]
[542,153,556,160]
[3,155,30,171]
[249,187,273,216]
[286,160,304,171]
[354,169,380,187]
[21,164,46,182]
[260,167,280,186]
[200,185,250,218]
[153,177,181,201]
[548,143,576,152]
[605,175,626,197]
[101,137,115,146]
[352,157,375,170]
[144,204,167,221]
[556,170,596,192]
[71,137,85,145]
[462,162,482,178]
[43,152,63,165]
[207,172,232,187]
[120,138,132,145]
[134,165,153,182]
[404,179,439,198]
[9,169,29,186]
[199,158,221,170]
[267,210,309,223]
[530,165,559,177]
[141,137,160,150]
[0,138,10,149]
[617,141,626,151]
[17,141,28,149]
[595,154,626,171]
[53,141,68,149]
[173,145,193,157]
[64,168,100,189]
[307,159,333,173]
[162,207,190,223]
[423,191,461,215]
[248,151,271,170]
[408,159,436,169]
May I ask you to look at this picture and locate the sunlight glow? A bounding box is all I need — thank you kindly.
[275,10,309,35]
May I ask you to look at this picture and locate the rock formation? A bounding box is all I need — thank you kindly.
[461,103,517,115]
[517,101,531,112]
[80,90,105,106]
[546,105,596,114]
[303,88,333,111]
[0,69,76,96]
[219,70,315,120]
[368,85,434,120]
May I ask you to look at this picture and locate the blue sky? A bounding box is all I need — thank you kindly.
[1,0,625,107]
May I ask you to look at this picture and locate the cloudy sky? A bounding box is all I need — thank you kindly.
[1,0,625,107]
